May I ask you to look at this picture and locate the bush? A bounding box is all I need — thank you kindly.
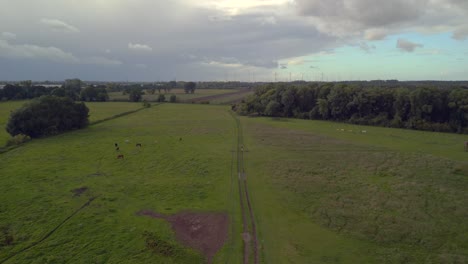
[157,94,166,102]
[6,134,31,146]
[142,101,151,108]
[6,96,89,138]
[169,95,177,103]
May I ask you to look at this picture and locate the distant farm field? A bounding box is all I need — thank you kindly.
[108,89,238,102]
[1,103,467,263]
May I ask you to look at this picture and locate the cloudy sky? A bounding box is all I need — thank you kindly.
[0,0,467,81]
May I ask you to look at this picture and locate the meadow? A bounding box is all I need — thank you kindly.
[0,101,143,146]
[242,117,468,263]
[1,102,467,263]
[0,104,242,263]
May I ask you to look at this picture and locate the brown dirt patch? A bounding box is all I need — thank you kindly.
[137,210,229,263]
[71,187,88,197]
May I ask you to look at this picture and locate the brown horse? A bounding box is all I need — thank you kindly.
[136,143,142,147]
[117,154,124,159]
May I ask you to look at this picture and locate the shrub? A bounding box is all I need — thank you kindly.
[157,94,166,102]
[6,96,89,138]
[142,101,151,108]
[6,134,31,146]
[169,95,177,103]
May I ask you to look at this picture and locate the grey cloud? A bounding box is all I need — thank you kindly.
[40,18,80,33]
[359,42,376,53]
[397,38,423,52]
[1,32,17,40]
[453,26,468,40]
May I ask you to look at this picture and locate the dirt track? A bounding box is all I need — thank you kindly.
[231,112,259,264]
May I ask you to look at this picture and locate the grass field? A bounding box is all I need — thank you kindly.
[0,101,143,146]
[242,117,468,263]
[108,89,237,102]
[1,103,467,263]
[0,104,242,263]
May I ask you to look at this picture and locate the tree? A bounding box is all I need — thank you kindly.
[184,82,196,94]
[169,95,177,103]
[129,88,143,102]
[157,94,166,102]
[6,96,89,138]
[62,79,83,100]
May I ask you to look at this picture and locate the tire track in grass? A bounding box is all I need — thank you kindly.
[229,111,259,264]
[0,196,99,264]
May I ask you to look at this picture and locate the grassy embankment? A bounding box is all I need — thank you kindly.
[0,104,242,263]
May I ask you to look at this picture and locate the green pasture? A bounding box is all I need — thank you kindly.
[1,102,467,263]
[0,101,142,146]
[0,104,242,263]
[109,89,237,102]
[242,116,468,263]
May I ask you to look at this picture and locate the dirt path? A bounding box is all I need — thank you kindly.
[230,112,259,264]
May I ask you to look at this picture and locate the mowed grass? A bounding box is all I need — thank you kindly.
[241,116,468,263]
[0,101,142,146]
[0,104,242,263]
[109,89,237,102]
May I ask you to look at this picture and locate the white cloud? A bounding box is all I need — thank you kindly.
[257,16,277,25]
[128,43,153,52]
[397,38,423,52]
[0,39,121,66]
[0,39,79,63]
[364,28,388,40]
[1,32,17,40]
[40,18,80,33]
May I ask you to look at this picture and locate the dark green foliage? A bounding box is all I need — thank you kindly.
[129,88,143,102]
[142,231,176,256]
[6,96,89,138]
[80,85,109,102]
[237,83,468,133]
[169,95,177,103]
[157,94,166,102]
[142,101,151,108]
[184,82,196,94]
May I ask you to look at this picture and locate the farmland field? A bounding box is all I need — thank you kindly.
[1,103,467,263]
[108,89,238,102]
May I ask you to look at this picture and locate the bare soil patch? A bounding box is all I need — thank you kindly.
[137,210,229,263]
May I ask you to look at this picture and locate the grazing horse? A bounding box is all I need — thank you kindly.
[114,143,118,147]
[116,147,120,151]
[117,154,124,159]
[136,143,142,147]
[465,141,468,152]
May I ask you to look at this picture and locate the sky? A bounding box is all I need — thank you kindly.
[0,0,467,82]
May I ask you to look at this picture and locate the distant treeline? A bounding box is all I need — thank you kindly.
[0,79,109,102]
[235,82,468,133]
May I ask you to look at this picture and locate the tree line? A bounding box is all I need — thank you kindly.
[0,79,109,102]
[235,82,468,133]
